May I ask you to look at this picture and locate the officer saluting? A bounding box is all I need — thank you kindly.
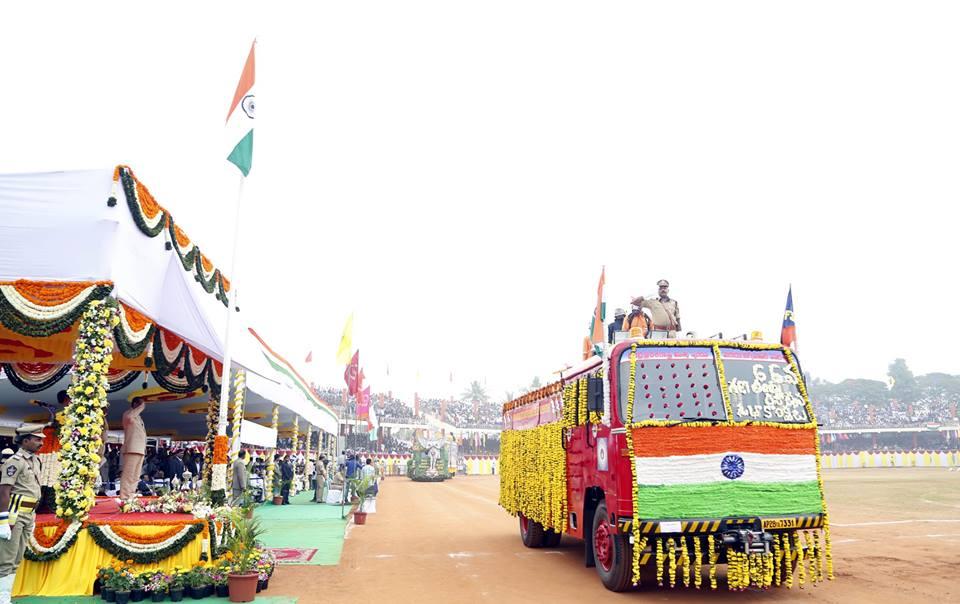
[0,423,45,603]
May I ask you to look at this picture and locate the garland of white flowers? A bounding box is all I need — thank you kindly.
[55,299,119,519]
[226,369,246,486]
[87,522,205,564]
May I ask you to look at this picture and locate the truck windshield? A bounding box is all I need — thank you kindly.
[720,348,810,423]
[618,346,727,422]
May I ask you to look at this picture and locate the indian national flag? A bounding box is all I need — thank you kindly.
[226,41,256,176]
[632,425,823,519]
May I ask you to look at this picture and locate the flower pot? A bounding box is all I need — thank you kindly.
[150,591,166,602]
[168,588,184,602]
[262,578,269,591]
[115,591,131,604]
[131,588,145,602]
[354,511,367,525]
[256,580,265,592]
[228,572,259,603]
[102,588,116,602]
[216,584,230,597]
[190,584,211,599]
[245,508,254,519]
[272,496,284,505]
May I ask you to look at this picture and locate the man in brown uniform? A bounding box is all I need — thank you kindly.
[120,400,147,499]
[0,423,45,604]
[634,279,681,339]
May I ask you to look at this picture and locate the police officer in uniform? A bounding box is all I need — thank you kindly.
[0,423,45,604]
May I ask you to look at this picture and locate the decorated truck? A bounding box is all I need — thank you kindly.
[407,433,455,482]
[499,339,833,592]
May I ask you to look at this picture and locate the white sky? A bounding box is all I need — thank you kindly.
[2,1,958,403]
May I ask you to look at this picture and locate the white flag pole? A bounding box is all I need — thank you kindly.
[217,176,246,435]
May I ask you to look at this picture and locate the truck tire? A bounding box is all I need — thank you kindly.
[542,529,562,547]
[592,502,633,592]
[519,514,545,548]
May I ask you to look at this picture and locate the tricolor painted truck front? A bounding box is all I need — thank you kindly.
[499,340,834,592]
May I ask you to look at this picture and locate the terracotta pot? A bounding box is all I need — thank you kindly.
[272,496,284,505]
[228,572,259,603]
[354,511,367,525]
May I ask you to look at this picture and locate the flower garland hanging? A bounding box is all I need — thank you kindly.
[290,416,300,494]
[624,343,642,585]
[203,396,219,484]
[55,299,119,520]
[226,369,246,486]
[265,405,279,496]
[25,520,83,562]
[0,362,72,393]
[0,280,114,338]
[87,522,204,564]
[497,420,567,532]
[211,434,229,502]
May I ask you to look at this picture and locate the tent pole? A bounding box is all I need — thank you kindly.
[217,176,246,435]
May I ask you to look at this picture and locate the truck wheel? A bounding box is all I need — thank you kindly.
[519,514,545,548]
[542,529,562,547]
[592,502,633,592]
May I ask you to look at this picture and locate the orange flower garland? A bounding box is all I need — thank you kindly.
[33,521,70,549]
[108,524,187,545]
[212,435,229,465]
[2,280,113,307]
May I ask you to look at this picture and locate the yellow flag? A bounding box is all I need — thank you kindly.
[335,313,354,364]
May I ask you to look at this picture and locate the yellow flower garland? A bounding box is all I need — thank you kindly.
[692,536,702,589]
[498,421,567,532]
[680,536,690,587]
[794,531,806,588]
[56,299,119,519]
[264,405,279,495]
[707,535,718,589]
[226,369,246,486]
[773,533,782,586]
[667,537,677,588]
[783,533,793,588]
[656,538,664,586]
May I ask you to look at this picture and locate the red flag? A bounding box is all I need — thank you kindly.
[305,350,312,363]
[343,350,359,395]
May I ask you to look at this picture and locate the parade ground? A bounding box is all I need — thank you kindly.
[260,469,958,604]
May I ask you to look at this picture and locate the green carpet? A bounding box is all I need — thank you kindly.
[16,598,296,604]
[254,491,348,565]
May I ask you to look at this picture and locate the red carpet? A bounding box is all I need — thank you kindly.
[35,497,198,525]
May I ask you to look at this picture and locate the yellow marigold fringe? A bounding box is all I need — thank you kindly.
[681,537,690,587]
[656,538,665,586]
[773,534,782,586]
[707,535,718,590]
[794,532,806,588]
[693,536,703,589]
[667,537,677,588]
[635,536,649,586]
[783,533,793,588]
[498,421,567,532]
[577,377,588,425]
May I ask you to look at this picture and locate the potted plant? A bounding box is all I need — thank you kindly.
[130,572,146,602]
[99,566,118,602]
[106,568,135,604]
[271,470,284,505]
[348,475,373,524]
[255,548,276,591]
[142,570,170,602]
[186,565,211,599]
[225,508,264,602]
[212,562,230,597]
[168,570,185,602]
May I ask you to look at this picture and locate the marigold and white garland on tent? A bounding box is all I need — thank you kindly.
[24,520,83,562]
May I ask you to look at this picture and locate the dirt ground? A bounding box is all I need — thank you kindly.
[271,469,959,603]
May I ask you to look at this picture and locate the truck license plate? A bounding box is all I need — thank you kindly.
[762,518,797,529]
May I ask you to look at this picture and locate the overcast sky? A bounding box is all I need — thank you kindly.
[2,1,958,403]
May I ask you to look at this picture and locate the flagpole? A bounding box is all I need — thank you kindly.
[217,176,246,437]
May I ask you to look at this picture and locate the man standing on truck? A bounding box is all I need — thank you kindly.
[607,308,626,344]
[634,279,681,338]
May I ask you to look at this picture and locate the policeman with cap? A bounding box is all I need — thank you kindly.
[634,279,681,339]
[0,423,45,603]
